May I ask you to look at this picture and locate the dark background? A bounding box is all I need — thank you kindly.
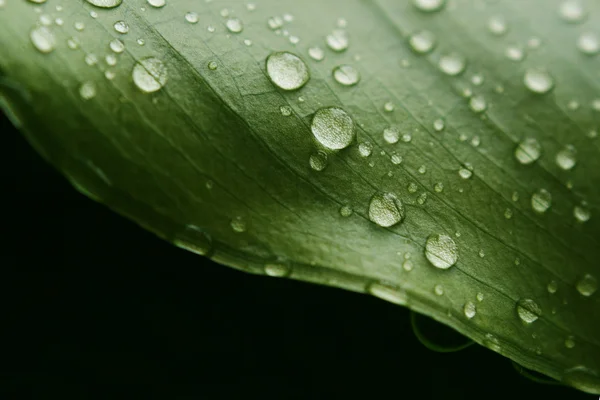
[3,111,595,400]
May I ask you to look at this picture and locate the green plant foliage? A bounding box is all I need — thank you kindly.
[1,0,599,393]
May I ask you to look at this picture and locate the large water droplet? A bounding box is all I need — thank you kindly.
[368,282,408,306]
[174,225,213,256]
[311,107,355,150]
[266,51,309,91]
[30,26,55,53]
[524,68,554,94]
[576,274,597,297]
[413,0,446,12]
[409,30,436,54]
[555,145,577,170]
[463,301,476,319]
[326,29,349,52]
[368,192,405,228]
[425,233,458,269]
[531,189,552,213]
[132,57,168,93]
[332,65,360,86]
[86,0,122,8]
[516,298,542,323]
[515,138,542,165]
[439,53,466,76]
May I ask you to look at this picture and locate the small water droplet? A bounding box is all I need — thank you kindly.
[358,141,373,157]
[147,0,166,8]
[265,263,291,277]
[383,102,395,112]
[574,204,591,222]
[113,20,129,34]
[84,53,98,66]
[309,150,328,171]
[368,192,405,228]
[79,81,97,100]
[185,12,199,24]
[504,208,513,219]
[555,145,577,170]
[308,46,325,61]
[30,26,55,53]
[409,30,436,54]
[433,118,445,132]
[476,292,484,302]
[524,68,554,94]
[402,259,414,272]
[464,301,476,319]
[391,153,403,165]
[226,18,243,33]
[458,167,472,179]
[174,225,213,256]
[531,189,552,213]
[413,0,446,12]
[469,95,487,113]
[439,53,467,76]
[208,61,218,70]
[407,183,418,193]
[340,205,353,217]
[383,126,400,144]
[516,298,542,323]
[332,65,360,86]
[547,280,558,294]
[425,233,458,269]
[434,284,444,296]
[515,138,542,165]
[266,51,310,91]
[559,0,586,23]
[434,182,444,193]
[279,105,292,116]
[505,46,525,62]
[478,249,485,258]
[484,333,501,352]
[231,216,247,233]
[565,336,576,349]
[326,29,348,52]
[311,107,355,150]
[488,16,507,35]
[109,38,125,53]
[368,281,408,306]
[576,274,597,297]
[86,0,122,8]
[132,57,168,93]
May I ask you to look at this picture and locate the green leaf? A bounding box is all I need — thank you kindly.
[1,0,599,393]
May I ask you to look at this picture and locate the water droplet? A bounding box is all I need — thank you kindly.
[401,133,412,143]
[79,81,97,100]
[439,53,467,76]
[547,280,558,294]
[28,0,47,3]
[512,191,520,202]
[434,182,444,193]
[30,26,55,53]
[226,18,243,33]
[105,54,117,66]
[476,292,485,302]
[266,51,309,91]
[559,0,586,23]
[74,22,85,31]
[231,216,247,233]
[484,333,501,352]
[402,259,414,272]
[86,0,122,8]
[391,153,403,165]
[531,189,552,213]
[147,0,165,8]
[516,298,542,324]
[279,105,292,116]
[311,107,355,150]
[504,208,513,219]
[109,38,125,53]
[358,141,373,157]
[425,233,458,269]
[207,61,218,70]
[309,151,328,171]
[409,30,436,54]
[471,74,484,86]
[332,65,360,86]
[434,284,444,296]
[478,249,485,258]
[113,20,129,34]
[185,12,199,24]
[555,145,577,170]
[574,204,591,222]
[368,192,405,228]
[576,274,597,297]
[524,68,554,94]
[383,102,395,112]
[383,126,400,144]
[137,38,145,46]
[463,301,476,319]
[488,16,507,35]
[84,53,98,66]
[413,0,446,12]
[368,281,408,306]
[565,336,576,349]
[308,46,325,61]
[469,95,487,113]
[458,167,472,179]
[505,46,525,62]
[132,57,168,93]
[577,33,599,55]
[265,263,291,277]
[340,205,353,217]
[433,118,445,132]
[326,29,348,52]
[515,138,542,165]
[174,225,213,256]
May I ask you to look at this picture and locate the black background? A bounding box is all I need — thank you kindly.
[4,112,595,400]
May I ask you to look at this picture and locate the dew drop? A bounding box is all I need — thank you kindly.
[576,274,597,297]
[279,105,292,116]
[469,95,487,113]
[113,21,129,34]
[559,0,586,23]
[425,233,458,270]
[514,138,542,165]
[368,282,408,306]
[185,12,199,24]
[332,65,360,86]
[308,46,325,61]
[267,16,283,30]
[358,142,373,157]
[226,18,243,33]
[384,102,395,112]
[577,33,599,55]
[463,301,476,319]
[413,0,446,12]
[433,118,445,132]
[132,57,168,93]
[555,145,577,170]
[383,126,400,144]
[265,263,291,277]
[368,193,405,228]
[402,259,414,272]
[565,336,576,349]
[174,225,213,256]
[547,280,558,294]
[458,167,472,180]
[85,53,98,66]
[326,29,349,52]
[505,46,525,62]
[574,204,591,222]
[208,61,218,70]
[524,68,554,94]
[30,26,55,53]
[309,151,328,171]
[488,16,507,35]
[484,333,502,352]
[79,81,97,100]
[266,51,310,91]
[516,298,542,324]
[531,189,552,214]
[409,30,436,54]
[109,38,125,53]
[230,216,247,233]
[476,292,485,302]
[311,107,355,150]
[434,284,444,296]
[504,208,513,219]
[86,0,122,8]
[391,153,403,165]
[439,53,467,76]
[340,205,353,217]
